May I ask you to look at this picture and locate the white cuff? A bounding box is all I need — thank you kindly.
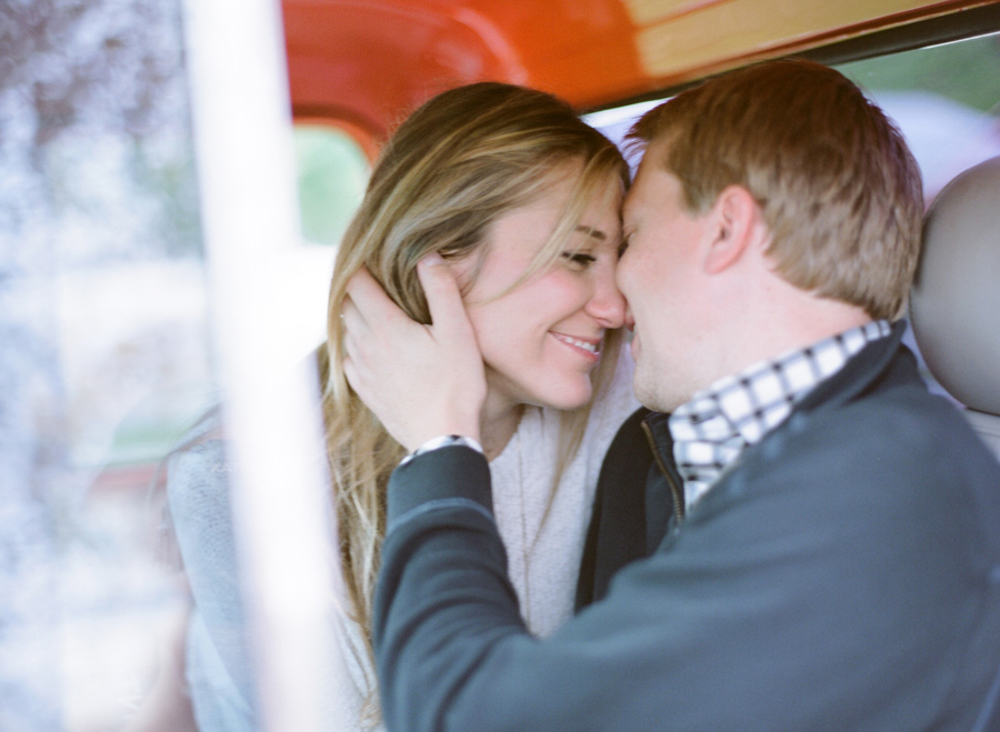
[399,435,484,467]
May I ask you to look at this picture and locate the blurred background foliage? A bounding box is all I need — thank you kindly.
[294,124,371,247]
[840,32,1000,113]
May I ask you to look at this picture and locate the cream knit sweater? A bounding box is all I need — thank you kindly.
[173,352,639,732]
[337,350,639,730]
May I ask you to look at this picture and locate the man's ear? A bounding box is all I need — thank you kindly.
[703,185,761,275]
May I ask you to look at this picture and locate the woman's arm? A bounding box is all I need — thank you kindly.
[120,606,198,732]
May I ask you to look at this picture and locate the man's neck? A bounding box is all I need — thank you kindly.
[716,284,874,385]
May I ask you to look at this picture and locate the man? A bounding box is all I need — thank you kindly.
[342,60,1000,731]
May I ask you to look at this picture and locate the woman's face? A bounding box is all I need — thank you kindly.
[451,169,625,417]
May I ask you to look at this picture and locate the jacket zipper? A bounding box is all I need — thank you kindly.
[641,419,685,523]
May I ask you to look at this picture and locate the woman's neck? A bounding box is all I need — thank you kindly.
[479,392,524,462]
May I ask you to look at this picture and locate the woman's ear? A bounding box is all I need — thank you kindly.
[445,252,476,298]
[703,185,762,275]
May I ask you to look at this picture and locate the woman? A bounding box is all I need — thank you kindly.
[322,81,637,730]
[165,82,638,732]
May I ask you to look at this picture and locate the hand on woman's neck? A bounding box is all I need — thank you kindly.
[480,397,524,462]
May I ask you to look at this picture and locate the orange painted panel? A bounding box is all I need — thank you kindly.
[283,0,647,136]
[281,0,998,139]
[284,1,525,139]
[456,0,646,105]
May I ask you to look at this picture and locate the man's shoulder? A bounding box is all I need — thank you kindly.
[719,378,1000,548]
[770,376,989,475]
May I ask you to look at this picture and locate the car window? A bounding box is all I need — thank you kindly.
[836,31,1000,204]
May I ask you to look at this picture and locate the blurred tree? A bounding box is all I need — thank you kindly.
[0,3,202,727]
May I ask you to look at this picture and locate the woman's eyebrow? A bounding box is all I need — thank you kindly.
[575,225,606,241]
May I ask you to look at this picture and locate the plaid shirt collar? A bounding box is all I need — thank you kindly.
[669,320,892,513]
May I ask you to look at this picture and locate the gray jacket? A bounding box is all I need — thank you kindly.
[374,325,1000,732]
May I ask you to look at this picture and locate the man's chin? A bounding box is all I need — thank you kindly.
[632,378,663,413]
[632,370,688,414]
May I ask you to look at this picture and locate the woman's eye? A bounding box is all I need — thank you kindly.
[561,251,596,269]
[618,236,631,257]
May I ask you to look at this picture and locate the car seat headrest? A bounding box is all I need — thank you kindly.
[911,155,1000,416]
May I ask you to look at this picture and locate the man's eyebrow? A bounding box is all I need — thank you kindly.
[575,225,607,241]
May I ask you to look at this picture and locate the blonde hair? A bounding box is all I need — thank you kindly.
[319,82,628,710]
[629,59,923,320]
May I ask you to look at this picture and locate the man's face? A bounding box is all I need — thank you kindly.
[617,146,716,413]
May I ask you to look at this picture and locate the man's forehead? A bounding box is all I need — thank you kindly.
[624,149,671,220]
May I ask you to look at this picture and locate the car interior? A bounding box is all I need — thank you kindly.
[4,2,999,726]
[911,154,1000,461]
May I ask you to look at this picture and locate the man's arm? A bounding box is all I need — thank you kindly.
[373,415,984,732]
[342,258,994,732]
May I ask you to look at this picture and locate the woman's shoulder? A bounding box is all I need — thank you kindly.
[166,407,227,481]
[165,409,231,524]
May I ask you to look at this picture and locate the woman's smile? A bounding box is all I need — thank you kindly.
[550,332,602,362]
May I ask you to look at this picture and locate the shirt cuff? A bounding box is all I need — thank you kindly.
[399,434,484,467]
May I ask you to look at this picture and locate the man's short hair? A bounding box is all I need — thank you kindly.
[628,59,923,320]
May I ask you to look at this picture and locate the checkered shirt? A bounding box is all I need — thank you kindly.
[669,320,892,513]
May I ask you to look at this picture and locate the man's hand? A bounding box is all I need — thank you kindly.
[342,254,486,452]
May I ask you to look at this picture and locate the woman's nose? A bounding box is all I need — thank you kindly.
[586,266,626,329]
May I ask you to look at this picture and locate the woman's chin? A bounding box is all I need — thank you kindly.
[532,381,594,412]
[491,371,595,414]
